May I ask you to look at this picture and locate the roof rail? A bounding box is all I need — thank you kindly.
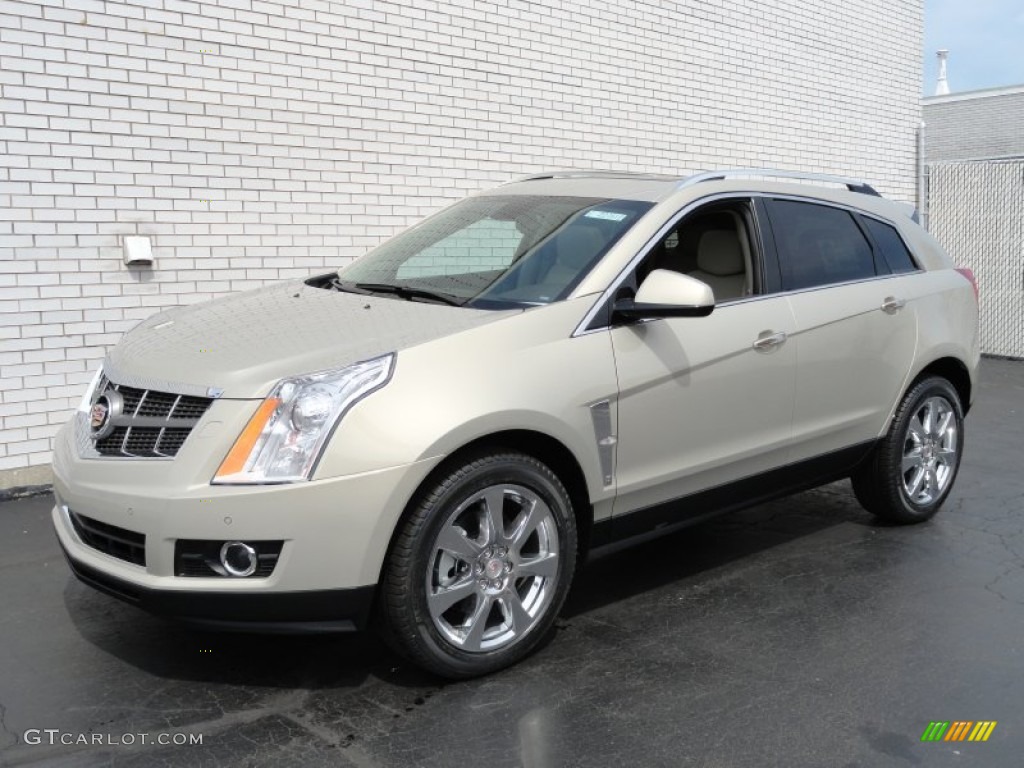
[679,169,881,197]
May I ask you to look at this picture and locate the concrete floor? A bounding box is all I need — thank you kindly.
[1,358,1022,767]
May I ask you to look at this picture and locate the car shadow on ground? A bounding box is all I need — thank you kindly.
[62,481,874,690]
[565,480,873,617]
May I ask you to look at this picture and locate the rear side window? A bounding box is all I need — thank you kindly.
[863,217,918,273]
[766,200,877,290]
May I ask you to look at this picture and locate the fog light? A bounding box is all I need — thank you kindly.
[220,541,257,577]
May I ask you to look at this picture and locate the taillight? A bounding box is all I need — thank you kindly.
[955,267,978,301]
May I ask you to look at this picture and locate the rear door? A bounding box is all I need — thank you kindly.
[762,198,918,462]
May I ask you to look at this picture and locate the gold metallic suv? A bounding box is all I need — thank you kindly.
[53,170,980,677]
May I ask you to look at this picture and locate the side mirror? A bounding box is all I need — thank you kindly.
[613,269,715,321]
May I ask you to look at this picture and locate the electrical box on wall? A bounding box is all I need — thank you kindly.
[123,236,153,266]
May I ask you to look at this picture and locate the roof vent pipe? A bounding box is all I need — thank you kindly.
[935,50,950,96]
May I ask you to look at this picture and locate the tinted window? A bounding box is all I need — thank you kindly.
[864,217,918,273]
[767,200,877,290]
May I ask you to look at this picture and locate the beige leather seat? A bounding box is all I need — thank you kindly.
[688,229,746,301]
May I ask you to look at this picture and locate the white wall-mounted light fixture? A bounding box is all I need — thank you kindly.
[123,235,154,266]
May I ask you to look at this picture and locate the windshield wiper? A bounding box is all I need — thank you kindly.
[354,282,462,306]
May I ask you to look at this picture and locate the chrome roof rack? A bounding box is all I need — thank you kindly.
[679,169,881,197]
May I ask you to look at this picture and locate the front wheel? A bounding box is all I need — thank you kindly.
[379,451,577,678]
[852,376,965,523]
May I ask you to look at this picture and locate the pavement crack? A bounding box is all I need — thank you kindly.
[281,713,381,768]
[0,701,18,748]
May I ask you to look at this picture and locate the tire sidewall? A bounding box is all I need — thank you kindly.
[397,454,577,677]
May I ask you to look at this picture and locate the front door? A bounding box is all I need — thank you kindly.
[608,200,799,520]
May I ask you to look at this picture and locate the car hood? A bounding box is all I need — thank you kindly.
[104,280,515,398]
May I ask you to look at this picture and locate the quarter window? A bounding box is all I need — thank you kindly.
[766,200,877,290]
[863,217,918,273]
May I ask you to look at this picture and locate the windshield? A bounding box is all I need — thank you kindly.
[336,195,653,308]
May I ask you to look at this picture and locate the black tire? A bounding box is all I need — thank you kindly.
[379,451,577,679]
[851,376,965,524]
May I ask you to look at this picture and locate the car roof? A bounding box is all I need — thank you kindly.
[487,170,916,224]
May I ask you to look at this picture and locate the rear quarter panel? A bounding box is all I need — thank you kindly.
[901,268,980,403]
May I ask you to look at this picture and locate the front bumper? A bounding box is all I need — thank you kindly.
[51,413,440,632]
[60,544,374,632]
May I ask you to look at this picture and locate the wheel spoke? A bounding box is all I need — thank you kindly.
[462,594,493,652]
[509,497,547,550]
[435,525,483,561]
[481,487,507,546]
[926,468,941,497]
[517,552,558,579]
[499,588,532,632]
[906,466,926,498]
[937,445,957,463]
[921,401,937,434]
[936,409,954,438]
[907,415,926,445]
[902,448,924,474]
[427,578,477,620]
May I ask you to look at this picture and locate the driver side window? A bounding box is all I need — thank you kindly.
[633,201,759,304]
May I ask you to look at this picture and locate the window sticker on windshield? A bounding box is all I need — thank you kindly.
[584,210,628,222]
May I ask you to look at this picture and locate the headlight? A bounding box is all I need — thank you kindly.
[212,354,394,484]
[77,365,105,413]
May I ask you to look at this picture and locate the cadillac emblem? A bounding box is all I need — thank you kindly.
[89,391,123,440]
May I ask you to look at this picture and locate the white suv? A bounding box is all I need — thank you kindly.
[52,170,980,677]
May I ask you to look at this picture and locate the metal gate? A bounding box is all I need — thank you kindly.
[928,160,1024,358]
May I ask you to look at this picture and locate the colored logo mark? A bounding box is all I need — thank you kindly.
[921,721,997,742]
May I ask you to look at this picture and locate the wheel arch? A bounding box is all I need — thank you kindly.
[375,428,595,587]
[908,356,973,415]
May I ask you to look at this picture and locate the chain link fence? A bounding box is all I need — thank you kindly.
[928,160,1024,358]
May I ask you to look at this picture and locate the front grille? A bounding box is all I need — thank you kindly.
[69,510,146,567]
[174,540,283,578]
[91,377,214,458]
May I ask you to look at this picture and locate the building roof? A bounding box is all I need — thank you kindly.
[922,85,1024,163]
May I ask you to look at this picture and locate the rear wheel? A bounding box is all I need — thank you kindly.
[852,376,964,523]
[380,451,577,678]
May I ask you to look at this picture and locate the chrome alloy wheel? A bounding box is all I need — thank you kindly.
[901,395,959,505]
[426,483,560,653]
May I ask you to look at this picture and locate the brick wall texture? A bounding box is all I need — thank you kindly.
[923,89,1024,162]
[1,0,922,472]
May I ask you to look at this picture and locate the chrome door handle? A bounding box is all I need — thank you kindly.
[753,330,787,351]
[881,296,906,314]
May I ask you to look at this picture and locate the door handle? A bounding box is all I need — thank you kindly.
[881,296,906,314]
[753,330,787,352]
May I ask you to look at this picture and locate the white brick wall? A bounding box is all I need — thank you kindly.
[1,0,922,474]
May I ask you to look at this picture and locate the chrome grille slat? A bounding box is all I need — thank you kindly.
[132,388,146,417]
[120,423,132,456]
[91,380,214,459]
[154,426,168,458]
